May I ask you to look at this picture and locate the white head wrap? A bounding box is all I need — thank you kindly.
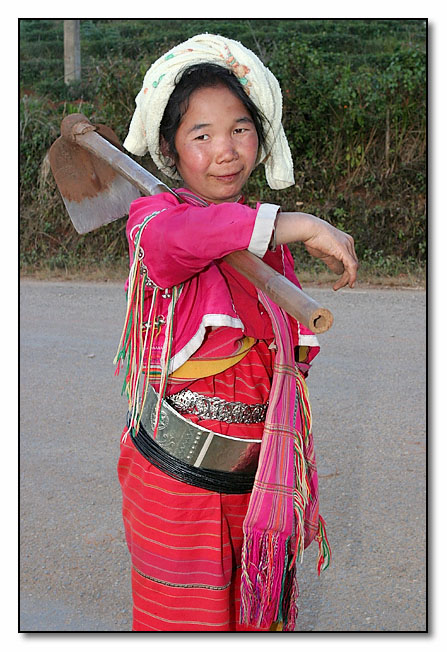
[123,33,294,190]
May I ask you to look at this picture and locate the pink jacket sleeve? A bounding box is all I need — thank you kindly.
[126,194,279,288]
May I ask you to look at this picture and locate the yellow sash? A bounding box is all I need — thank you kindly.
[171,336,256,380]
[171,339,309,380]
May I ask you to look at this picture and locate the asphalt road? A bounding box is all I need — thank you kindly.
[19,280,426,632]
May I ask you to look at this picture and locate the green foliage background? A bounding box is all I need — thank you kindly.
[20,19,426,280]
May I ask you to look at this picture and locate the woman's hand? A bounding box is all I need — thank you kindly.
[302,220,358,290]
[275,212,358,290]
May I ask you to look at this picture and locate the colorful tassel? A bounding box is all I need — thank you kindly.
[240,530,290,629]
[151,285,180,437]
[316,515,332,575]
[113,211,168,439]
[296,370,312,445]
[288,372,312,569]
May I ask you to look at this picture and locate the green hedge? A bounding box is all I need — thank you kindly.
[20,19,426,278]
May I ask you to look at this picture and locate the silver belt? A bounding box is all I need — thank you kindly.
[138,385,262,473]
[166,389,269,424]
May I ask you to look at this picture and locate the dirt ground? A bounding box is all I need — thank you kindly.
[19,280,426,633]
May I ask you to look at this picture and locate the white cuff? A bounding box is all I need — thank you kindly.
[247,203,280,258]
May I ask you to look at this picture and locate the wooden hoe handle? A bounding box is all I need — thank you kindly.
[225,251,333,333]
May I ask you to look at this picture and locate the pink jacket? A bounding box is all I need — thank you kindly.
[125,189,319,377]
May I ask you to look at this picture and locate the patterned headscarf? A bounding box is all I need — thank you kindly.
[124,33,295,190]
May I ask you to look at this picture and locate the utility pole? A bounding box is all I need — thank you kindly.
[64,20,81,84]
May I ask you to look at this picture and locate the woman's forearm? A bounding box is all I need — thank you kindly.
[274,211,358,290]
[275,212,325,245]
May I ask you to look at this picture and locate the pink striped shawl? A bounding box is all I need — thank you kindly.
[240,291,330,631]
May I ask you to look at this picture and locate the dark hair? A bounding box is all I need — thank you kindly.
[159,63,267,170]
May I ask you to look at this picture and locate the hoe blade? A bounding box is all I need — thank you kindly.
[48,123,140,234]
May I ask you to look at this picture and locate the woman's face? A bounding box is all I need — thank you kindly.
[173,84,259,204]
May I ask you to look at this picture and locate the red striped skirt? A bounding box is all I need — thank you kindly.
[117,341,278,631]
[118,433,274,631]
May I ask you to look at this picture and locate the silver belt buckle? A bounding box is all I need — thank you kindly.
[166,389,268,424]
[140,386,262,473]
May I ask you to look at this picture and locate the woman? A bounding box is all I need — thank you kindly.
[115,33,357,632]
